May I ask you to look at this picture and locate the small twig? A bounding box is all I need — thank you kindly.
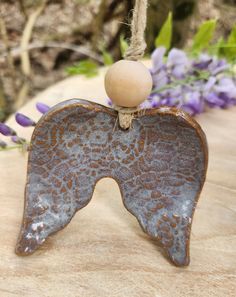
[0,18,16,73]
[0,76,6,114]
[0,42,103,64]
[0,143,29,152]
[18,0,28,19]
[92,0,108,50]
[20,0,47,77]
[16,0,47,110]
[0,16,18,96]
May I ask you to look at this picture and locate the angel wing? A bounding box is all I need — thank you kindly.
[16,99,208,266]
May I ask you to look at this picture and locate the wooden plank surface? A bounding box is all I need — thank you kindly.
[0,66,236,297]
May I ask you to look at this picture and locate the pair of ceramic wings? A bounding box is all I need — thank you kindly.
[16,99,208,266]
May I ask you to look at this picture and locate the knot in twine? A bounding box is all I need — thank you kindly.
[114,106,139,130]
[124,0,148,61]
[115,0,148,129]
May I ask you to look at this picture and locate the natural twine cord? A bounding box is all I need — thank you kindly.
[114,106,137,130]
[124,0,148,61]
[115,0,148,129]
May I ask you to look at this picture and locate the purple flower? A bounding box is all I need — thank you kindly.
[152,67,169,89]
[204,92,221,107]
[214,78,236,97]
[149,46,236,116]
[151,47,169,89]
[147,94,161,108]
[15,113,36,127]
[36,102,50,114]
[11,135,26,144]
[203,76,217,93]
[209,59,229,76]
[193,54,212,70]
[151,47,166,73]
[179,91,203,115]
[218,93,235,108]
[0,140,7,148]
[107,98,112,106]
[0,123,16,136]
[193,59,213,70]
[167,49,190,79]
[140,100,153,109]
[167,49,189,67]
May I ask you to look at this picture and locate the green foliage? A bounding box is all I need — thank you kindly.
[120,35,129,58]
[66,59,99,78]
[98,43,114,66]
[204,25,236,62]
[192,20,216,53]
[153,15,236,63]
[190,19,236,62]
[208,37,225,57]
[102,50,114,66]
[221,26,236,61]
[155,12,172,50]
[65,17,236,80]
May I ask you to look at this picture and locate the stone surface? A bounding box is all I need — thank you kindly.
[16,99,207,267]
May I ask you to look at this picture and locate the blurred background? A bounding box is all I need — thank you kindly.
[0,0,236,121]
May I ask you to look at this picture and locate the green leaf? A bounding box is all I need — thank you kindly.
[208,37,225,56]
[120,35,129,58]
[66,59,99,78]
[224,26,236,60]
[227,26,236,44]
[155,12,173,50]
[192,19,216,53]
[208,26,236,61]
[102,50,114,66]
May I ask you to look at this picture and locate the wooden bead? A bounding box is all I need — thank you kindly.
[105,60,153,108]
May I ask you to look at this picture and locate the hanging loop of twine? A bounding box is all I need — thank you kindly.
[124,0,148,61]
[115,0,148,130]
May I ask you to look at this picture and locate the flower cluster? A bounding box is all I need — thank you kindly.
[0,102,50,151]
[1,48,236,152]
[145,47,236,115]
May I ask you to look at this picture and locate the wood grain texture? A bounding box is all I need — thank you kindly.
[0,65,236,296]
